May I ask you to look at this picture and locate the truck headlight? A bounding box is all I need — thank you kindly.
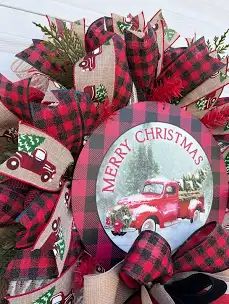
[131,214,137,221]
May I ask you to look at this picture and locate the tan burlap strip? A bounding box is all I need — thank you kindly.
[83,262,133,304]
[186,88,223,119]
[41,81,61,106]
[6,263,75,304]
[8,279,53,297]
[33,182,73,274]
[149,16,164,77]
[0,102,18,136]
[180,57,228,108]
[0,122,73,191]
[71,19,86,49]
[212,126,229,135]
[141,286,154,304]
[74,38,115,102]
[149,284,175,304]
[112,13,127,39]
[149,10,179,53]
[112,13,146,39]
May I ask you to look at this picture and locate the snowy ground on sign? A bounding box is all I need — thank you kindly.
[107,214,205,253]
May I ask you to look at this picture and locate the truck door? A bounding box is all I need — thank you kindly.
[162,185,179,222]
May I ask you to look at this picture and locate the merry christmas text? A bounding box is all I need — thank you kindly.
[102,126,204,192]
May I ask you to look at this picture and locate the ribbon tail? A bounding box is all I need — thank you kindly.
[141,286,153,304]
[149,284,175,304]
[83,261,134,304]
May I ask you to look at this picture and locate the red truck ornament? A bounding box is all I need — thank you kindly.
[50,290,74,304]
[105,177,205,235]
[6,148,56,182]
[79,46,102,71]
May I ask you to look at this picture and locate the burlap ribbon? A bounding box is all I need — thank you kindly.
[0,122,73,191]
[0,9,228,304]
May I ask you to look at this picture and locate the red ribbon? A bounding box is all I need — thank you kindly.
[120,222,229,289]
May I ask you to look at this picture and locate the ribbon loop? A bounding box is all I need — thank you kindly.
[120,222,229,294]
[120,231,173,288]
[173,222,229,274]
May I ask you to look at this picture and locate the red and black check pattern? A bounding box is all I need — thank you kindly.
[113,34,132,109]
[63,228,83,271]
[4,178,30,192]
[105,16,113,32]
[157,37,225,99]
[0,184,25,225]
[23,188,41,209]
[0,74,31,122]
[120,231,173,287]
[78,93,99,136]
[6,229,82,280]
[15,191,59,248]
[173,222,229,274]
[124,23,159,100]
[162,47,186,71]
[6,237,58,280]
[85,17,114,52]
[30,89,99,156]
[72,102,228,270]
[119,222,229,288]
[16,40,63,83]
[30,89,84,155]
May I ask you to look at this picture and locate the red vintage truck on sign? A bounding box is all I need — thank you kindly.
[105,177,205,235]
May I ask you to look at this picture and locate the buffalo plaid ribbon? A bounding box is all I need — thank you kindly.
[81,221,229,304]
[124,23,159,100]
[5,228,82,281]
[16,40,64,84]
[15,190,59,248]
[0,183,25,225]
[116,222,229,304]
[0,74,31,122]
[85,17,114,52]
[120,222,229,288]
[30,89,86,155]
[157,37,225,99]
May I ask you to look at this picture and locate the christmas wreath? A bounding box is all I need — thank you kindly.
[0,10,228,304]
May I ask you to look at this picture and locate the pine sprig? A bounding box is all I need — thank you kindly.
[214,29,229,49]
[33,21,86,87]
[206,39,213,52]
[33,21,85,64]
[207,29,229,58]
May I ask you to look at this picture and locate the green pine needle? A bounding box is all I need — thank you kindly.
[206,39,213,52]
[33,21,85,87]
[207,29,229,58]
[33,21,85,64]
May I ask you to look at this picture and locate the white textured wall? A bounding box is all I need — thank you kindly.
[0,0,228,94]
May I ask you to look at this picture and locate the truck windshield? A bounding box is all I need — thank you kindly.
[143,183,164,194]
[35,149,46,161]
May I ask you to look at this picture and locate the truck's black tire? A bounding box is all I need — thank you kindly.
[111,231,127,236]
[140,217,157,233]
[41,172,51,182]
[6,157,20,170]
